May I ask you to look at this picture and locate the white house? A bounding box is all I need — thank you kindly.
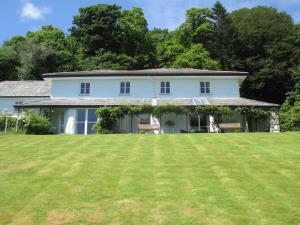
[0,69,280,134]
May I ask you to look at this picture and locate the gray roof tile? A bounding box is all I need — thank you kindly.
[0,81,51,97]
[15,97,278,108]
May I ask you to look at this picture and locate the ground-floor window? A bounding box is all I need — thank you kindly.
[76,109,97,134]
[190,113,208,132]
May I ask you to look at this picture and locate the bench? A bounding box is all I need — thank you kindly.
[219,123,241,132]
[137,124,160,133]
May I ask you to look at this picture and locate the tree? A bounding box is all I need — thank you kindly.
[210,1,233,69]
[229,7,297,104]
[16,39,59,80]
[172,44,220,69]
[70,4,122,56]
[0,49,18,81]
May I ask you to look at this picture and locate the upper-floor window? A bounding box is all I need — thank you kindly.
[200,81,210,94]
[160,81,170,94]
[80,82,90,95]
[120,81,130,94]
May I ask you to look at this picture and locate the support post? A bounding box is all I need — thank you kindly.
[159,114,162,134]
[4,115,8,133]
[16,109,20,133]
[197,114,201,132]
[130,113,133,133]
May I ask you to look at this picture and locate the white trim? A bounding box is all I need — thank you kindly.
[46,76,247,81]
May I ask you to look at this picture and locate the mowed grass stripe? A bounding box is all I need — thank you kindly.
[0,133,299,225]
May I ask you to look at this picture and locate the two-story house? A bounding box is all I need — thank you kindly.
[0,69,280,134]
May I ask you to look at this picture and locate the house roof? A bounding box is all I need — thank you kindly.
[43,68,248,78]
[15,97,278,108]
[0,81,51,97]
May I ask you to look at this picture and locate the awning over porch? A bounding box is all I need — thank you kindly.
[14,97,279,108]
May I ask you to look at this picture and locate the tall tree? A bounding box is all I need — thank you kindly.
[229,6,297,104]
[210,1,233,69]
[70,4,122,56]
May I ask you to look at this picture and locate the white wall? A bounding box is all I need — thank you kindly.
[0,97,47,115]
[50,77,241,99]
[64,109,76,134]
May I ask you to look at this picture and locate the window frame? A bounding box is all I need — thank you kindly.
[75,108,97,135]
[200,81,211,95]
[80,82,91,95]
[160,81,171,95]
[120,81,131,95]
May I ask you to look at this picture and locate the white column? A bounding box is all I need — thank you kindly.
[270,109,280,132]
[209,115,219,133]
[84,109,88,135]
[64,109,76,134]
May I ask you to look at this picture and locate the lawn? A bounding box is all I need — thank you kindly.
[0,133,299,225]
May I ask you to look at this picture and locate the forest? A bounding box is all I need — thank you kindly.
[0,1,299,131]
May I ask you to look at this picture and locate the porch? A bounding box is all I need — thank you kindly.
[14,97,280,134]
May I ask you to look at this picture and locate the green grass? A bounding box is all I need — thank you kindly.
[0,133,299,225]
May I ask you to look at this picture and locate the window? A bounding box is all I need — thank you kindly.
[120,82,130,94]
[160,81,170,94]
[76,109,97,135]
[80,82,90,95]
[200,81,210,94]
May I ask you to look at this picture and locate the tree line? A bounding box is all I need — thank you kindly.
[0,1,299,130]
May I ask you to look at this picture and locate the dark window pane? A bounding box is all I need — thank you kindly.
[120,82,125,88]
[87,123,95,134]
[201,87,205,93]
[85,88,90,94]
[126,82,130,88]
[166,87,170,93]
[166,82,170,88]
[120,87,124,94]
[76,123,85,134]
[81,83,85,89]
[86,83,90,89]
[206,87,210,93]
[126,87,130,94]
[77,109,85,122]
[80,88,85,94]
[206,82,210,88]
[161,82,165,88]
[200,82,205,88]
[161,88,165,93]
[88,109,97,122]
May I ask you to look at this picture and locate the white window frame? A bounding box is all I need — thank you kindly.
[200,81,211,94]
[75,109,97,135]
[80,82,91,95]
[160,81,171,94]
[120,81,131,95]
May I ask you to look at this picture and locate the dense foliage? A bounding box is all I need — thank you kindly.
[94,105,271,134]
[20,114,53,134]
[1,1,300,130]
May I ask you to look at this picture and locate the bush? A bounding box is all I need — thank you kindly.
[21,114,53,134]
[0,116,17,130]
[280,101,300,131]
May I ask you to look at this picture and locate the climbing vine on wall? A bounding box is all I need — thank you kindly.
[93,105,271,134]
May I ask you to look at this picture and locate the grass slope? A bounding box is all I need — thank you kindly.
[0,133,299,225]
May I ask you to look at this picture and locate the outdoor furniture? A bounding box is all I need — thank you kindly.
[137,124,160,133]
[219,123,241,132]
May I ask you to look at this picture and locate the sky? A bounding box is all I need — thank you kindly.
[1,0,300,44]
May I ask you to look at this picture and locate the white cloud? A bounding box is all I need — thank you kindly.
[21,2,50,20]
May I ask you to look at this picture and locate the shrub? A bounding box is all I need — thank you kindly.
[280,101,300,131]
[21,114,53,134]
[0,116,17,130]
